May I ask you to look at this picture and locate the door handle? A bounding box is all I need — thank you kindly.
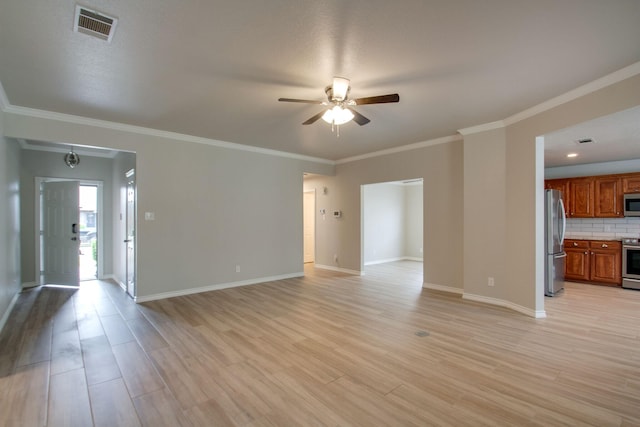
[72,223,78,234]
[124,239,132,243]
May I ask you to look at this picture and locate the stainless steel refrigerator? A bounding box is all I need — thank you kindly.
[545,189,566,296]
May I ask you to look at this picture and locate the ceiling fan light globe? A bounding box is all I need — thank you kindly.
[322,106,354,125]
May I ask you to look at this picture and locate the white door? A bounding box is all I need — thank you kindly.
[125,170,136,297]
[42,181,80,286]
[303,190,315,263]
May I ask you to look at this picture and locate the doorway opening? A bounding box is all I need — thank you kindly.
[361,179,424,286]
[79,185,98,281]
[303,189,316,264]
[36,178,104,287]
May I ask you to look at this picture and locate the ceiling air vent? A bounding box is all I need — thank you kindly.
[74,5,118,42]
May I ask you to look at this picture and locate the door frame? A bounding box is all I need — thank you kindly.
[125,168,136,298]
[35,177,104,285]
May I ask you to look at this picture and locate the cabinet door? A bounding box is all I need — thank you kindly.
[622,174,640,193]
[568,179,594,217]
[565,248,590,282]
[590,248,621,285]
[594,177,622,217]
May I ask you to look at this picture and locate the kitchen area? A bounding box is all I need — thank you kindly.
[545,172,640,294]
[543,106,640,297]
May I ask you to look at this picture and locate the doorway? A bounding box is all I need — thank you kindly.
[303,190,316,263]
[361,179,424,280]
[125,169,136,297]
[79,185,98,281]
[36,178,104,286]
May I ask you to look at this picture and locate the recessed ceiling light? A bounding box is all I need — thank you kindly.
[567,153,578,158]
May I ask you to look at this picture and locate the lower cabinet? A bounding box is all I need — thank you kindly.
[564,239,621,286]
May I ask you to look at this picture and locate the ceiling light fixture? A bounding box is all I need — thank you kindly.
[322,106,354,126]
[567,153,578,158]
[331,77,350,101]
[64,146,80,168]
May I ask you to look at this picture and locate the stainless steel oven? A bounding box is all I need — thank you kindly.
[622,238,640,289]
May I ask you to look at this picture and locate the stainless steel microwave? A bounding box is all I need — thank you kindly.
[624,193,640,217]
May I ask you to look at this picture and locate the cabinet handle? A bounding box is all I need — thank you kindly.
[601,243,608,248]
[573,242,578,247]
[584,251,588,254]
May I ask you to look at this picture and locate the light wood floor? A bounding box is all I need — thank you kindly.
[1,261,639,426]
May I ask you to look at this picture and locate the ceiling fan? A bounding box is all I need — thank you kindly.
[278,77,399,128]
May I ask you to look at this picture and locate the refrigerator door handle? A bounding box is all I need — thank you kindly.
[558,198,567,245]
[554,252,567,258]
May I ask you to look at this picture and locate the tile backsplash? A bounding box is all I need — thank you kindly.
[565,217,640,240]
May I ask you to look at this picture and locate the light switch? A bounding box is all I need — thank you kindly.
[144,212,155,221]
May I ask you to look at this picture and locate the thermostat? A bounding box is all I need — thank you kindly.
[333,210,342,218]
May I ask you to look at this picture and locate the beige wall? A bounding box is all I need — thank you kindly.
[304,140,464,289]
[463,127,507,299]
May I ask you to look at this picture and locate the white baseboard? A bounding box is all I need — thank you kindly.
[463,293,546,318]
[135,272,304,303]
[0,291,21,335]
[314,264,363,276]
[103,274,126,291]
[364,256,423,266]
[422,282,464,295]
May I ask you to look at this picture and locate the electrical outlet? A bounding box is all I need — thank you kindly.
[235,265,241,273]
[488,277,495,287]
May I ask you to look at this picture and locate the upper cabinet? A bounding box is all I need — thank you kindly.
[546,172,639,218]
[568,178,594,217]
[623,175,640,193]
[594,176,623,217]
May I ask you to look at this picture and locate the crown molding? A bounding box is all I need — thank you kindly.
[18,138,118,158]
[458,61,640,137]
[457,120,505,136]
[336,134,462,164]
[504,61,640,126]
[3,104,335,165]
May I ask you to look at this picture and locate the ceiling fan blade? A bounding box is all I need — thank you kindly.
[349,109,370,126]
[353,94,400,105]
[278,98,324,104]
[302,110,326,125]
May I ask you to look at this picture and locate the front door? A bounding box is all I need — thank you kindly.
[125,169,136,297]
[42,181,80,286]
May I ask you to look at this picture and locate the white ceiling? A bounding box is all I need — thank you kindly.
[1,0,640,162]
[544,106,640,168]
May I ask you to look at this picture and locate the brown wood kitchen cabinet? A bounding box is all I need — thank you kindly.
[565,240,590,282]
[623,174,640,193]
[564,239,621,286]
[545,171,640,218]
[567,178,594,218]
[594,176,623,217]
